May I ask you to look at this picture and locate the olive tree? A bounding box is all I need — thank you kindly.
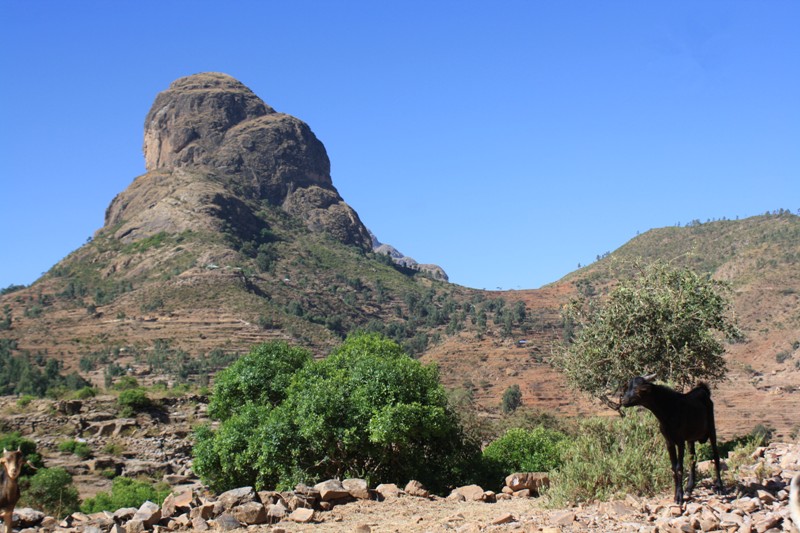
[554,261,741,412]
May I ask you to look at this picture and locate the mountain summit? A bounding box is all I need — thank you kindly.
[108,72,371,249]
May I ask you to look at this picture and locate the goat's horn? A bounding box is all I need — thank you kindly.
[2,448,6,453]
[643,373,657,381]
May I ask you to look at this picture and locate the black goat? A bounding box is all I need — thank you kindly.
[621,374,724,504]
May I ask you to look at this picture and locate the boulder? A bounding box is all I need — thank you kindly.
[231,502,267,525]
[505,472,550,495]
[267,502,288,522]
[451,485,486,502]
[375,483,402,499]
[132,501,161,528]
[288,507,315,523]
[218,486,258,510]
[314,479,351,501]
[213,513,242,531]
[404,480,430,498]
[11,508,44,528]
[343,478,371,499]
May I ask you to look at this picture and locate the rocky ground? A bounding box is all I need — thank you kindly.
[3,395,800,533]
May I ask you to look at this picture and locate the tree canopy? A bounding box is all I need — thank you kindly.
[193,334,479,493]
[554,261,741,412]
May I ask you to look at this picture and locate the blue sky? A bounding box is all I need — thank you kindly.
[1,1,798,290]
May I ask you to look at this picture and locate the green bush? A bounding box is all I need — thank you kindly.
[545,410,671,506]
[0,431,43,474]
[194,334,480,493]
[117,388,151,417]
[82,476,170,513]
[21,468,80,518]
[113,376,140,391]
[501,384,523,414]
[207,341,311,420]
[481,426,567,488]
[57,439,93,459]
[73,386,97,399]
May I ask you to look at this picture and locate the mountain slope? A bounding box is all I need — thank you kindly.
[1,73,797,438]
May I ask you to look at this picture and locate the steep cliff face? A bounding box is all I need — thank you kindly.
[107,72,371,250]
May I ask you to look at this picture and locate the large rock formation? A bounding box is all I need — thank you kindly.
[107,72,371,249]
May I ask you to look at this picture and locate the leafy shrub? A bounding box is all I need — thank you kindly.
[73,386,97,399]
[57,439,93,459]
[16,394,34,407]
[81,476,170,513]
[20,468,80,518]
[207,341,311,420]
[481,426,566,488]
[113,376,139,391]
[117,388,151,417]
[501,384,523,414]
[545,410,671,506]
[194,334,480,493]
[0,431,43,474]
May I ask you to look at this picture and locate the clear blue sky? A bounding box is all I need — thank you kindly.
[1,1,798,291]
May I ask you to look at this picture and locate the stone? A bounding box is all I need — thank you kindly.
[756,489,776,505]
[213,513,242,531]
[288,507,315,523]
[113,507,138,522]
[174,487,194,508]
[267,502,287,522]
[492,513,516,525]
[513,489,531,498]
[551,511,576,526]
[218,486,257,510]
[160,492,177,519]
[124,519,145,533]
[258,491,284,505]
[505,472,550,495]
[314,479,351,501]
[343,478,371,499]
[354,524,371,533]
[375,483,402,499]
[10,508,44,528]
[754,514,781,533]
[231,501,267,525]
[451,485,486,502]
[191,516,210,531]
[132,501,161,528]
[190,502,215,520]
[404,480,430,498]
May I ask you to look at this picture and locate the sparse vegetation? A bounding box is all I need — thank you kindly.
[545,410,671,505]
[81,476,170,513]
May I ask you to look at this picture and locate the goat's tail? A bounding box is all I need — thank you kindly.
[790,473,800,532]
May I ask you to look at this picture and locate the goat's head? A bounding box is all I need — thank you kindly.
[1,448,24,480]
[621,373,657,407]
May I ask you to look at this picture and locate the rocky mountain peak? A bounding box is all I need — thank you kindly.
[112,72,372,249]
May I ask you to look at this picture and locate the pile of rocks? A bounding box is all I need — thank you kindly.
[9,442,800,532]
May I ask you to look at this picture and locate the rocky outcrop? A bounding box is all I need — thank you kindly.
[107,72,371,250]
[370,231,449,281]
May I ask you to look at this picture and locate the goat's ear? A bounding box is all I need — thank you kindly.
[643,373,657,382]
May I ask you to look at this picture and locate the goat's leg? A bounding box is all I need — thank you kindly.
[675,441,686,503]
[667,441,682,505]
[3,509,11,533]
[709,432,724,494]
[686,441,697,496]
